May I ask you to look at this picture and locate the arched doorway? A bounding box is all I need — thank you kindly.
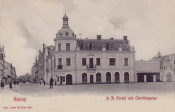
[124,72,129,83]
[66,74,72,85]
[106,72,111,83]
[167,73,172,82]
[96,73,101,83]
[82,73,87,84]
[115,72,120,83]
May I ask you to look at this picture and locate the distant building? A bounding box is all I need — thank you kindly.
[152,52,175,82]
[0,45,16,84]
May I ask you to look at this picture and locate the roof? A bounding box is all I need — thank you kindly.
[77,39,130,51]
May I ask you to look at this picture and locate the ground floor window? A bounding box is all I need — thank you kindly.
[82,73,87,83]
[96,73,101,83]
[106,72,111,83]
[115,72,120,83]
[124,72,129,83]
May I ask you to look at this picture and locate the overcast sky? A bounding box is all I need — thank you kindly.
[0,0,175,76]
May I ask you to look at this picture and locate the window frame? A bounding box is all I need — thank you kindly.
[109,58,116,66]
[66,58,71,66]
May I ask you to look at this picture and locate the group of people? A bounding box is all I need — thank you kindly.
[1,80,13,89]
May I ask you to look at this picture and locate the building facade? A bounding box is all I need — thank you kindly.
[0,45,16,84]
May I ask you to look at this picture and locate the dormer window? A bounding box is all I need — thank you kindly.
[72,33,74,36]
[66,32,69,36]
[59,33,62,36]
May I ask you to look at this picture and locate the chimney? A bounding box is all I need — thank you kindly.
[97,35,101,40]
[110,38,113,40]
[123,36,127,41]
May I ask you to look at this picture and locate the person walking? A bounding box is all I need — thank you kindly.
[1,80,4,89]
[9,81,12,89]
[49,77,54,89]
[43,80,45,86]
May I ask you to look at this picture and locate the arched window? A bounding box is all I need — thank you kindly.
[124,72,129,83]
[66,32,69,36]
[106,72,111,83]
[96,73,101,83]
[115,72,120,83]
[82,73,87,83]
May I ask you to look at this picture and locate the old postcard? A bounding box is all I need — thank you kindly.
[0,0,175,112]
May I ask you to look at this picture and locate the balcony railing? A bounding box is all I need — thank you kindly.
[87,64,96,70]
[57,65,63,70]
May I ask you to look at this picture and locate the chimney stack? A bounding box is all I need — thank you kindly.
[97,35,101,40]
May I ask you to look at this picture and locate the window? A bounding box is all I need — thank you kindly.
[96,58,100,65]
[92,44,97,50]
[57,76,59,82]
[82,58,86,66]
[84,44,89,50]
[66,32,69,36]
[109,58,115,65]
[66,58,71,66]
[58,43,61,51]
[108,43,114,50]
[58,58,62,65]
[82,73,87,83]
[124,58,129,66]
[66,43,70,51]
[59,33,62,36]
[63,76,65,82]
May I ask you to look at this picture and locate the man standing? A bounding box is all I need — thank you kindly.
[1,80,4,89]
[43,80,45,86]
[49,77,54,89]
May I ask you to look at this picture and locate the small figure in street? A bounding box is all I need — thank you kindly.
[1,80,4,89]
[43,80,45,86]
[49,77,54,89]
[9,81,12,89]
[40,80,41,85]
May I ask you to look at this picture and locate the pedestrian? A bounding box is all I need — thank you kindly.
[49,77,54,89]
[1,80,4,89]
[40,80,41,85]
[9,81,12,89]
[43,80,45,86]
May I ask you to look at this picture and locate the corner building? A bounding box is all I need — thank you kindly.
[52,14,135,85]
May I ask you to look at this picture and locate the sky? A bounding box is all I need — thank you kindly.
[0,0,175,76]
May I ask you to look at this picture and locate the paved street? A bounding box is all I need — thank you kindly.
[1,82,174,96]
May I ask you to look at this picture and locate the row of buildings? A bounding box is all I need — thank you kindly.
[31,14,175,85]
[0,46,17,84]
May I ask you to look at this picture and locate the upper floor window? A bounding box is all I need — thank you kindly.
[82,58,86,66]
[59,33,62,36]
[92,44,97,50]
[96,58,100,65]
[66,32,69,36]
[58,43,61,51]
[108,43,114,50]
[109,58,115,65]
[66,58,71,66]
[66,43,70,51]
[84,43,89,50]
[124,58,129,66]
[58,58,62,65]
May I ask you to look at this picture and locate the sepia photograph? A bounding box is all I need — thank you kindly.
[0,0,175,112]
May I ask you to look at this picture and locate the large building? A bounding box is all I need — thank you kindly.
[31,14,175,85]
[31,14,135,85]
[0,45,17,84]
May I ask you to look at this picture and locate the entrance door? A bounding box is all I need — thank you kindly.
[60,76,62,85]
[66,74,72,85]
[167,73,172,82]
[90,75,93,84]
[89,58,93,68]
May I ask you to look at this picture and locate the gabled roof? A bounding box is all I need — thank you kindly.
[77,39,130,51]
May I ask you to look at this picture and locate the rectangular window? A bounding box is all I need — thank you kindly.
[57,76,59,82]
[63,76,65,82]
[58,58,62,65]
[84,44,89,50]
[82,58,86,66]
[66,43,70,51]
[96,58,100,65]
[92,44,97,50]
[124,58,129,66]
[58,43,61,51]
[109,58,115,65]
[66,58,71,66]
